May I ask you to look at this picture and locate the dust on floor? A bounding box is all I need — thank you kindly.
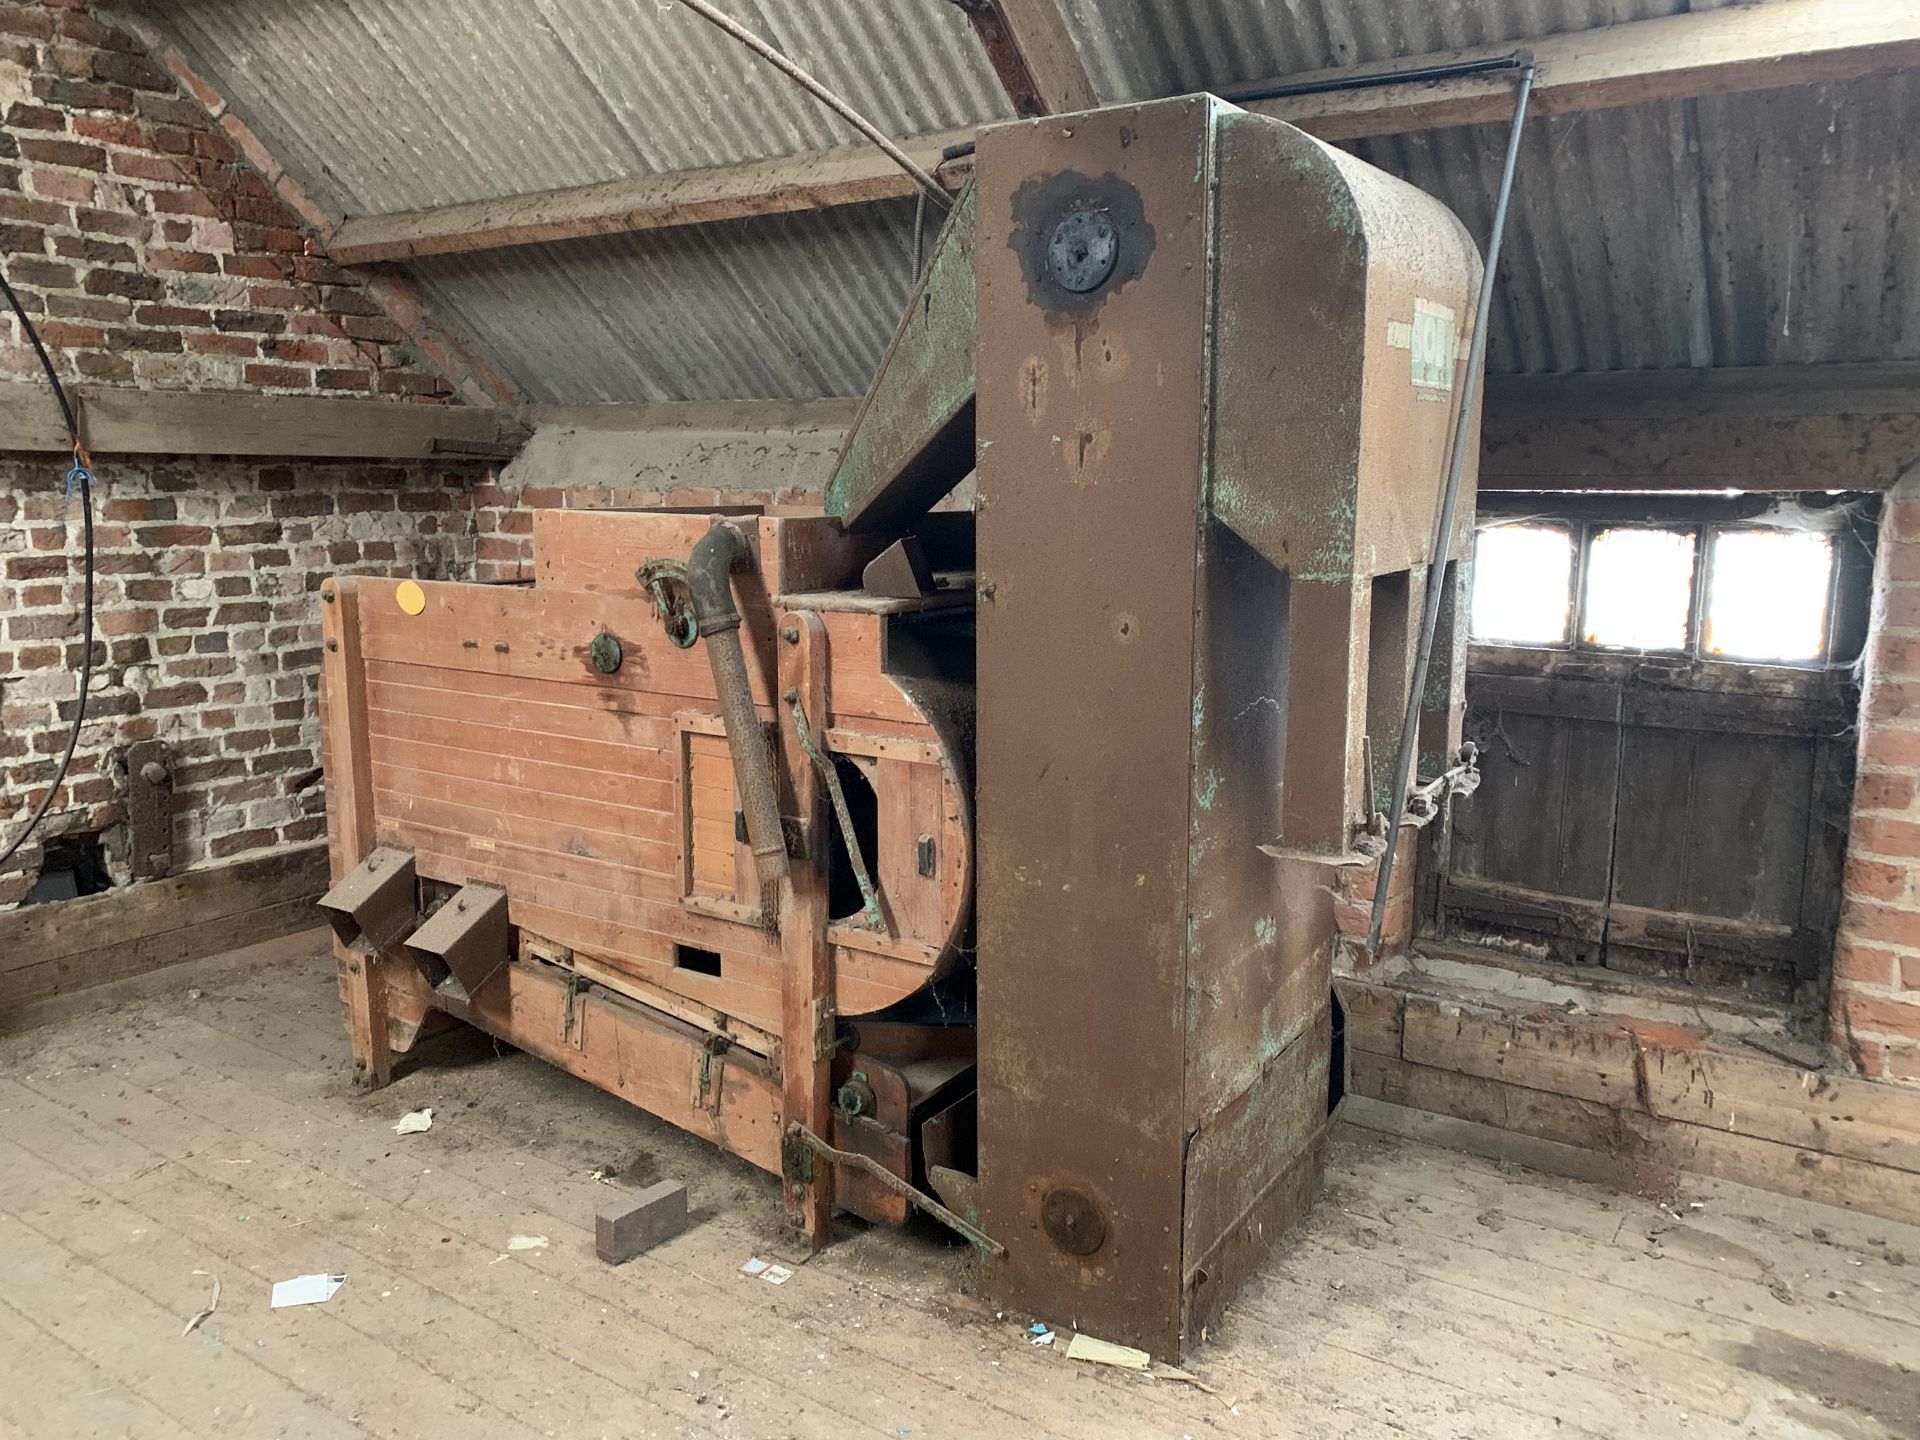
[1,930,1916,1439]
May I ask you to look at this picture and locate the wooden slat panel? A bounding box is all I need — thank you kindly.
[1682,734,1813,926]
[367,731,674,812]
[367,705,669,778]
[374,787,676,876]
[1610,725,1696,914]
[370,760,663,841]
[365,676,676,750]
[356,578,769,707]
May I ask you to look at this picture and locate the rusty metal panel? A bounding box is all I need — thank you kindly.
[976,95,1221,1360]
[825,185,978,534]
[1210,114,1482,853]
[405,882,511,1004]
[977,96,1481,1359]
[317,845,417,954]
[125,739,172,882]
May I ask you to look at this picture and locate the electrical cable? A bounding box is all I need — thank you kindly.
[669,0,952,211]
[0,264,97,874]
[1367,57,1536,953]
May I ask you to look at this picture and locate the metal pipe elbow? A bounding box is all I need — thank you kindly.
[689,519,751,635]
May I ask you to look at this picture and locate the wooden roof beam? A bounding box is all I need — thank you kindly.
[951,0,1097,117]
[328,0,1920,265]
[0,382,528,459]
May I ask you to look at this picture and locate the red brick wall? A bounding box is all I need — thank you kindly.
[1333,848,1414,971]
[0,457,476,894]
[0,1,454,397]
[1831,472,1920,1084]
[0,0,486,899]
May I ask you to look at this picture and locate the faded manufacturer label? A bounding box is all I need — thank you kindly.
[1386,298,1459,402]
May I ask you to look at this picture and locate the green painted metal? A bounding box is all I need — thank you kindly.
[824,183,978,535]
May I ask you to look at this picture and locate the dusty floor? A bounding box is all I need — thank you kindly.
[2,931,1917,1439]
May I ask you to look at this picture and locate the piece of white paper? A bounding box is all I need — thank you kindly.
[739,1257,792,1284]
[393,1108,433,1135]
[506,1234,549,1251]
[270,1273,345,1309]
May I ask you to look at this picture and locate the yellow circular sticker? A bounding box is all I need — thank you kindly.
[395,580,427,616]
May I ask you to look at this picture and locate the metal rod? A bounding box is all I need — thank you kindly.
[786,1123,1005,1255]
[786,687,890,936]
[1367,58,1536,954]
[1229,51,1526,105]
[670,0,952,210]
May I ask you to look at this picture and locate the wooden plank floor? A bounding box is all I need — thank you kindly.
[2,930,1917,1440]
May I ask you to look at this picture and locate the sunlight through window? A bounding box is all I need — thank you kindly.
[1705,529,1832,662]
[1470,524,1573,646]
[1582,528,1696,651]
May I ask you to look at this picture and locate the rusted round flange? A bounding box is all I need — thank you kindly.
[1047,210,1119,293]
[588,631,623,674]
[1040,1185,1108,1255]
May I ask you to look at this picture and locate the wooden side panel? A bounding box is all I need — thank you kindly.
[344,555,952,1032]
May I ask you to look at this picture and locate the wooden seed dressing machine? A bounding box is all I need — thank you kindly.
[320,96,1481,1359]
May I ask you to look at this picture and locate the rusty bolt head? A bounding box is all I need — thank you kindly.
[782,626,800,644]
[348,960,361,975]
[321,587,335,603]
[326,637,339,652]
[1041,1185,1107,1256]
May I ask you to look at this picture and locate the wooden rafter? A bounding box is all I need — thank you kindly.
[951,0,1097,117]
[0,382,526,459]
[327,0,1920,265]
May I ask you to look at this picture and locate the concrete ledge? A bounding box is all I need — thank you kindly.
[1337,962,1920,1228]
[0,845,328,1008]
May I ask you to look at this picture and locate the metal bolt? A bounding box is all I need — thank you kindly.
[494,641,510,653]
[325,637,338,652]
[782,626,800,644]
[783,686,799,704]
[348,960,361,975]
[322,588,335,603]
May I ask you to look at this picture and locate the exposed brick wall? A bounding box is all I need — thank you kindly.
[1831,467,1920,1085]
[1333,849,1414,972]
[0,0,493,902]
[0,456,478,898]
[0,0,457,398]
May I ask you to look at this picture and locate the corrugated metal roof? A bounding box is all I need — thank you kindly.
[1059,0,1690,104]
[150,0,1012,216]
[145,0,1919,401]
[403,200,923,404]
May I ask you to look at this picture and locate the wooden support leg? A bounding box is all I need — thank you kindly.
[320,578,397,1086]
[778,610,835,1248]
[338,938,393,1088]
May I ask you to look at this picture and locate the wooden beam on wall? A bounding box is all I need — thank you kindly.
[0,382,526,460]
[327,0,1920,264]
[952,0,1098,117]
[1486,362,1920,421]
[0,846,328,1008]
[1478,413,1920,494]
[1230,0,1920,141]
